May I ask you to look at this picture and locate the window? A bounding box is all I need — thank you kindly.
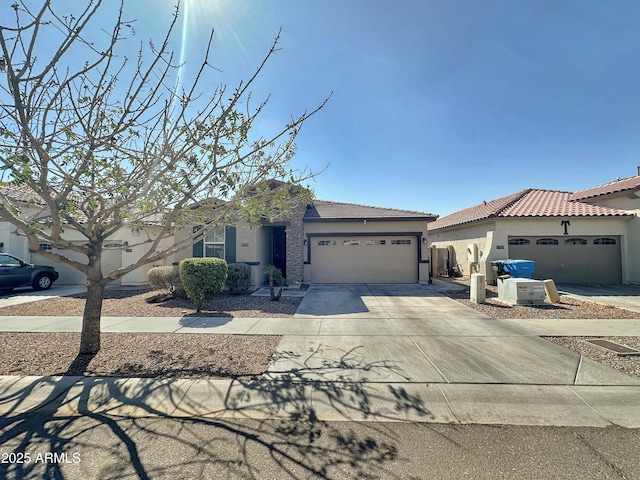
[391,239,411,245]
[536,238,558,245]
[317,240,334,246]
[594,237,617,245]
[365,240,386,246]
[508,238,530,245]
[39,243,53,251]
[343,240,360,246]
[0,254,21,267]
[103,243,122,249]
[205,228,225,258]
[565,238,587,245]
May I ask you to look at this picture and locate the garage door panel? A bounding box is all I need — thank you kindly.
[311,236,417,283]
[508,236,621,284]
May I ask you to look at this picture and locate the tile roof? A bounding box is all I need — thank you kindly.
[428,189,631,231]
[501,190,628,217]
[0,184,45,204]
[304,200,436,221]
[426,190,529,231]
[570,175,640,201]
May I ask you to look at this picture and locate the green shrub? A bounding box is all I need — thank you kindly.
[264,264,285,301]
[179,257,228,312]
[226,263,251,294]
[147,265,184,297]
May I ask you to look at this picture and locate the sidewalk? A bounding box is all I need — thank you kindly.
[1,314,639,336]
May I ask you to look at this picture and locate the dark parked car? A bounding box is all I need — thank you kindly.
[0,253,59,293]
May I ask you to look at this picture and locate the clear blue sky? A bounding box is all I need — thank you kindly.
[110,1,640,216]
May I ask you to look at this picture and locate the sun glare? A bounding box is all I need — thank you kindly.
[171,0,242,113]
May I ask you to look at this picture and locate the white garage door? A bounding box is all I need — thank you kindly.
[310,236,418,283]
[508,236,621,284]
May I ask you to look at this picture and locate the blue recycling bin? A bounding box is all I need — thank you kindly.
[502,260,534,279]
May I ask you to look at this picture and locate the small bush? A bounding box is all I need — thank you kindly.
[264,264,286,301]
[147,266,184,297]
[179,257,228,312]
[226,263,252,294]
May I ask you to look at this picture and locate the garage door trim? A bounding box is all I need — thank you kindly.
[305,231,424,264]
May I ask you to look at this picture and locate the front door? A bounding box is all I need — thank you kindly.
[272,226,287,278]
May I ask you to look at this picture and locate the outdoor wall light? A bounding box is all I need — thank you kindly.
[422,237,427,245]
[303,239,308,246]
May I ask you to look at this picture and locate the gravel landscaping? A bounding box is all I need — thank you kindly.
[0,287,302,318]
[0,332,280,380]
[0,283,638,381]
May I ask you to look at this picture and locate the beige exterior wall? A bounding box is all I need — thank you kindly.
[172,221,272,289]
[428,221,495,278]
[235,222,272,288]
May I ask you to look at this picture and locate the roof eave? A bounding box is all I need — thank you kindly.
[428,217,496,232]
[305,215,437,223]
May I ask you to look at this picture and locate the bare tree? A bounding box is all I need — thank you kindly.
[0,1,328,354]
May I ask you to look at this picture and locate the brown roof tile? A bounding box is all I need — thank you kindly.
[428,189,631,232]
[570,175,640,201]
[426,189,529,230]
[501,190,628,217]
[305,200,436,222]
[0,184,45,204]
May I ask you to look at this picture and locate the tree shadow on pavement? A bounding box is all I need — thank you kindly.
[0,346,444,479]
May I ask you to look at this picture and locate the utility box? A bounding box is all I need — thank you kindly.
[470,273,485,304]
[498,278,545,305]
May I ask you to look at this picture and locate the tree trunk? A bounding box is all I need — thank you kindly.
[80,263,106,354]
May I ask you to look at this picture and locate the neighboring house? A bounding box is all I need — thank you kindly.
[427,174,640,285]
[174,200,437,287]
[0,184,171,286]
[0,184,437,287]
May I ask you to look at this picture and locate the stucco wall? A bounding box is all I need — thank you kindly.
[172,222,269,289]
[428,221,495,278]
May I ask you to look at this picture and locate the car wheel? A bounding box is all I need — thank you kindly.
[33,273,53,291]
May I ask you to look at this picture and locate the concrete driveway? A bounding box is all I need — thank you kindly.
[0,284,85,308]
[294,283,489,319]
[557,284,640,314]
[271,283,640,389]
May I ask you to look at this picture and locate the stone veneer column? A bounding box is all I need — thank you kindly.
[285,203,306,287]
